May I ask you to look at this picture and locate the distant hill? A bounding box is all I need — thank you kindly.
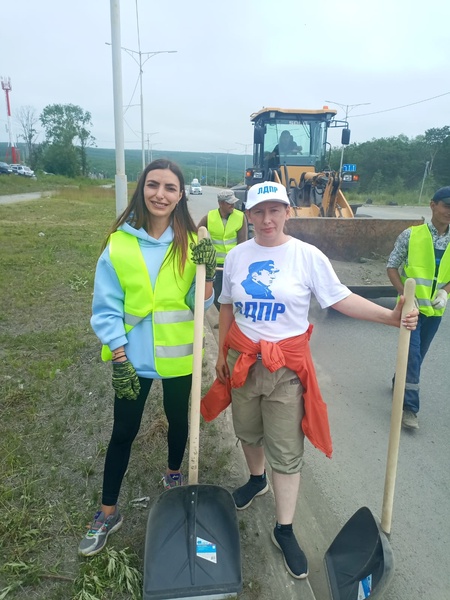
[0,142,247,187]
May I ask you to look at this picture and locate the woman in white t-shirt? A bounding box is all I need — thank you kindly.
[215,181,418,580]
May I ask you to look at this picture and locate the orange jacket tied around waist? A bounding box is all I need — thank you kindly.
[200,320,333,458]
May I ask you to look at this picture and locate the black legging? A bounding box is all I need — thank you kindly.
[213,269,224,311]
[102,374,192,506]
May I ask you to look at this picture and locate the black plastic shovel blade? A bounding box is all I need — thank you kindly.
[324,507,394,599]
[143,484,242,600]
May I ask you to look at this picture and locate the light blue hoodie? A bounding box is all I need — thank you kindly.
[91,222,214,379]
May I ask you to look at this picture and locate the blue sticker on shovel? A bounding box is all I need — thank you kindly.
[358,574,372,598]
[196,537,217,564]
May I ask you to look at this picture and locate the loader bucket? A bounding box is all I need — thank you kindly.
[284,217,424,261]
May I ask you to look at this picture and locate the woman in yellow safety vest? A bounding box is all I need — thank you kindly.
[79,159,216,557]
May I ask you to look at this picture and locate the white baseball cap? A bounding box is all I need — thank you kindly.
[246,182,290,210]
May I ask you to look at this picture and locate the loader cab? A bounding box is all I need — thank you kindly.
[246,107,347,189]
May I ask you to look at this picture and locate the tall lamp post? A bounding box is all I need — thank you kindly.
[199,157,211,185]
[109,0,127,216]
[221,147,234,188]
[236,142,251,181]
[106,43,176,171]
[145,131,159,165]
[148,142,161,163]
[325,99,370,172]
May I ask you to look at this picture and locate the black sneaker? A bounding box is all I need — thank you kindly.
[232,475,269,510]
[271,526,309,579]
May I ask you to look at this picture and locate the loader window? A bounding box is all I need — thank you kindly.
[254,113,334,173]
[264,122,313,168]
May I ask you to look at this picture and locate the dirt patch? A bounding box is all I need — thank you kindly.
[330,257,392,287]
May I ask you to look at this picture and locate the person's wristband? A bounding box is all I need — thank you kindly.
[206,275,216,282]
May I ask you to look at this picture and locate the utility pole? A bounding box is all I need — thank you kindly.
[109,0,127,216]
[145,131,159,165]
[221,148,234,188]
[325,99,370,172]
[149,142,161,163]
[418,161,430,204]
[236,142,251,181]
[105,44,176,172]
[199,157,210,185]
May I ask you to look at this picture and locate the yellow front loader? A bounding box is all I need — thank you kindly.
[235,107,423,296]
[247,107,354,219]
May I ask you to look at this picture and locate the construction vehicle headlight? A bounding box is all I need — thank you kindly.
[253,171,263,179]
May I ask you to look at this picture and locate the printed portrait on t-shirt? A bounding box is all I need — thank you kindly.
[241,260,280,299]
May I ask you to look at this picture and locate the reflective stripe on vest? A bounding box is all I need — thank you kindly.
[400,224,450,316]
[101,230,199,376]
[207,209,244,265]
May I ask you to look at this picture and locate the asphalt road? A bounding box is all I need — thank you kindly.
[191,187,450,600]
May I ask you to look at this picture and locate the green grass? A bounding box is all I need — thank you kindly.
[0,188,233,599]
[0,173,115,196]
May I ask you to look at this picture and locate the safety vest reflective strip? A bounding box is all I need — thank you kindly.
[101,230,199,376]
[207,209,244,265]
[401,224,450,316]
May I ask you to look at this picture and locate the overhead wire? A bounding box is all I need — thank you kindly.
[350,91,450,118]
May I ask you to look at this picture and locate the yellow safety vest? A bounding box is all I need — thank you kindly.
[207,209,244,265]
[401,224,450,316]
[101,230,199,376]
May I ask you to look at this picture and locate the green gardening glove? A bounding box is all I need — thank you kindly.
[112,360,141,401]
[190,238,217,281]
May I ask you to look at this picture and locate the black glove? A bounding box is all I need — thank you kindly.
[190,238,217,281]
[112,360,141,401]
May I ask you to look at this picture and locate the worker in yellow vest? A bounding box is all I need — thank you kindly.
[387,186,450,430]
[198,189,248,311]
[79,159,216,557]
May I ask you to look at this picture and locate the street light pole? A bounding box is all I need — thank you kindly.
[325,99,370,172]
[221,148,234,188]
[236,142,251,181]
[149,142,161,163]
[124,48,176,172]
[146,131,159,164]
[199,157,211,185]
[109,0,127,216]
[106,43,176,172]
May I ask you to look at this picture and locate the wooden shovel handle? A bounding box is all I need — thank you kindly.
[381,278,416,534]
[188,226,208,485]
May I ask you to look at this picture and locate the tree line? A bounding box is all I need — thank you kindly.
[328,127,450,196]
[11,103,450,193]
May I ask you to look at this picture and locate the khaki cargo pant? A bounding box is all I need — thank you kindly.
[227,349,305,475]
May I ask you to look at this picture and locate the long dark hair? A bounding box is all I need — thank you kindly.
[102,159,197,273]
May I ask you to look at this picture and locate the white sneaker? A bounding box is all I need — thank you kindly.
[402,410,419,430]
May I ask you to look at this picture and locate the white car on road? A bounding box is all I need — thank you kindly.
[189,182,202,195]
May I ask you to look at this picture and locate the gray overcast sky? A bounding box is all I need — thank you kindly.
[1,0,449,156]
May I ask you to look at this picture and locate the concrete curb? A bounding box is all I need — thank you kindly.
[203,307,318,600]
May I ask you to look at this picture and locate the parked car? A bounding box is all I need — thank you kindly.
[0,161,13,175]
[189,182,202,195]
[10,164,35,177]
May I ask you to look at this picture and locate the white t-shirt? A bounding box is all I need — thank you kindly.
[219,237,351,342]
